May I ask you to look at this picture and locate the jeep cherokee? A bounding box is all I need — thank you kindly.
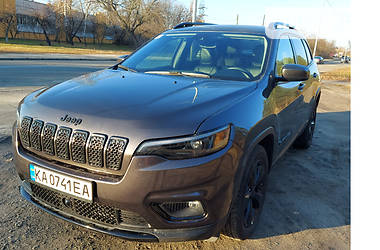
[12,22,321,242]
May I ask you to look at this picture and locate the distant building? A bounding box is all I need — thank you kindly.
[1,0,113,43]
[0,0,15,14]
[16,0,50,36]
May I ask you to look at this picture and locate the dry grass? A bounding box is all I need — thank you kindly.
[321,66,351,82]
[0,39,133,55]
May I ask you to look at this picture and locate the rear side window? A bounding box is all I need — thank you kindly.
[275,37,295,76]
[291,38,308,66]
[302,39,312,64]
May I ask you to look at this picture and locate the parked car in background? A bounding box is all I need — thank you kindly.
[13,22,321,242]
[341,56,350,63]
[314,56,324,64]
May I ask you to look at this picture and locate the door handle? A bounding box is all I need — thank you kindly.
[298,83,305,90]
[313,73,318,78]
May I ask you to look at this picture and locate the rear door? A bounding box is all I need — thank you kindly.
[290,36,316,127]
[273,35,305,149]
[302,38,320,112]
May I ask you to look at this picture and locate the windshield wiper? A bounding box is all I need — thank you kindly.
[114,64,137,72]
[144,71,210,78]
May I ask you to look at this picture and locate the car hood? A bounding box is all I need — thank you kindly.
[19,69,256,143]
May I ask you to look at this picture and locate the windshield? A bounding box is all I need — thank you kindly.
[121,32,268,81]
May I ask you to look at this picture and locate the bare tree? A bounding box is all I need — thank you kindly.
[160,0,191,29]
[51,0,85,45]
[0,12,16,43]
[33,5,56,46]
[95,0,160,45]
[91,13,108,44]
[307,38,337,59]
[78,0,94,45]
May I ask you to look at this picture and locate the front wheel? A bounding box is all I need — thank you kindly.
[224,145,269,239]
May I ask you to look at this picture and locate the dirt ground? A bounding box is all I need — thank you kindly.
[0,82,350,250]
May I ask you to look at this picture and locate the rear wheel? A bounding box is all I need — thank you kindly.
[293,107,316,149]
[224,145,269,239]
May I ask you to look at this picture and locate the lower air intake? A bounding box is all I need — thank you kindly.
[30,183,148,227]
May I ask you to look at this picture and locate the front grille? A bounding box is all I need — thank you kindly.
[18,117,128,172]
[71,131,89,164]
[87,134,106,168]
[106,137,128,170]
[73,199,119,225]
[30,120,44,151]
[20,116,32,147]
[56,127,72,160]
[30,183,148,227]
[42,123,57,155]
[31,182,63,209]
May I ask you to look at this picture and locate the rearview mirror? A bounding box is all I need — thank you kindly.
[279,64,309,81]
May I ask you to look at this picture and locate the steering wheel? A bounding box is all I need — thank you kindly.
[227,67,254,80]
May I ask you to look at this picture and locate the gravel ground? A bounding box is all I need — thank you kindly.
[0,82,350,250]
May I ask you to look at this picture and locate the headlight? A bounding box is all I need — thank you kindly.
[135,125,231,160]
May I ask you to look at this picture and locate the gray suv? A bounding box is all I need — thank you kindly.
[12,22,321,242]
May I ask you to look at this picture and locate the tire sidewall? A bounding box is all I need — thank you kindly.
[229,145,269,239]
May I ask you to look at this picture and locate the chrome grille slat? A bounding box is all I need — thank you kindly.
[41,123,57,155]
[71,130,89,164]
[87,134,106,168]
[30,120,44,151]
[20,117,32,147]
[106,137,127,170]
[55,127,72,160]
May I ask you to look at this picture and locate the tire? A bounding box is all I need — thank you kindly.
[293,107,316,149]
[224,145,269,239]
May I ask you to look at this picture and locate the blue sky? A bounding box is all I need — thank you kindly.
[180,0,351,47]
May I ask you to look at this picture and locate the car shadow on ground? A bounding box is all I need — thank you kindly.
[249,111,350,239]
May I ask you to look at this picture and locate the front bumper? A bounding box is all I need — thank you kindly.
[13,124,243,241]
[20,184,217,242]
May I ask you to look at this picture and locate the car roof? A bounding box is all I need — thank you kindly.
[165,24,305,40]
[166,24,266,35]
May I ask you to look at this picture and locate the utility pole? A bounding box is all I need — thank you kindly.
[192,0,198,22]
[262,14,265,26]
[313,0,326,58]
[236,14,239,25]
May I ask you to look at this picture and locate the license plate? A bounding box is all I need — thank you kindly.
[29,164,93,201]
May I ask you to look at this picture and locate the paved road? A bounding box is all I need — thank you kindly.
[0,60,114,87]
[317,59,350,73]
[0,59,350,87]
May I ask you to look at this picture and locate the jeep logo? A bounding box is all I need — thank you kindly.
[60,115,82,126]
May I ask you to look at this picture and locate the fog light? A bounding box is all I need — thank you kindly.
[158,201,205,220]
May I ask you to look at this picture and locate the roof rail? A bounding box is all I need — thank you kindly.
[173,22,215,29]
[268,22,295,30]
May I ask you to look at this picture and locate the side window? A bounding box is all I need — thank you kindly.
[291,38,308,66]
[302,39,312,64]
[275,37,295,76]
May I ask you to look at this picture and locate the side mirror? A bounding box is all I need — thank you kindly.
[117,54,129,63]
[279,64,309,82]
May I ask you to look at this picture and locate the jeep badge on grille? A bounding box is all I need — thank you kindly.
[60,114,82,126]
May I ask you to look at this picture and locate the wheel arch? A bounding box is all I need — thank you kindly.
[315,87,322,107]
[243,126,276,173]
